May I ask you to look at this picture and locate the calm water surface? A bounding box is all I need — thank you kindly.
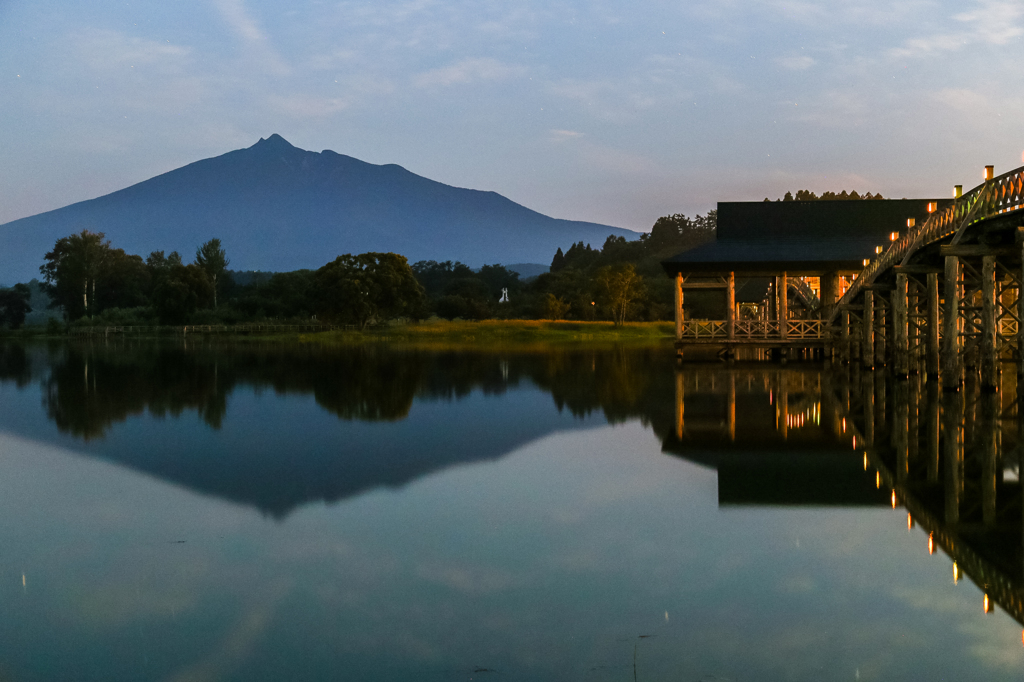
[0,340,1022,681]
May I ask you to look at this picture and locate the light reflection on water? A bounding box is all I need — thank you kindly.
[0,340,1023,681]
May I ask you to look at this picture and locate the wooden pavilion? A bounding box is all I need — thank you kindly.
[661,199,950,358]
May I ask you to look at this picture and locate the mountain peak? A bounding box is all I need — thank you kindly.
[252,134,296,151]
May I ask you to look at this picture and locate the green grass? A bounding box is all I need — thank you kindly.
[302,319,675,349]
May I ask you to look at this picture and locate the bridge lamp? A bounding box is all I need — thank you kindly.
[984,165,994,181]
[906,218,915,228]
[927,202,937,213]
[984,594,991,614]
[953,562,960,584]
[928,533,935,555]
[874,245,884,254]
[862,259,870,266]
[953,185,962,199]
[891,490,897,508]
[889,231,899,241]
[907,513,913,531]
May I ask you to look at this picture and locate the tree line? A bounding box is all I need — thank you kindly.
[0,209,717,329]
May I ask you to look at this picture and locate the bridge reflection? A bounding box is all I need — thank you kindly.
[664,364,1024,636]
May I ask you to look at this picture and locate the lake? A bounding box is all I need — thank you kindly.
[0,339,1022,681]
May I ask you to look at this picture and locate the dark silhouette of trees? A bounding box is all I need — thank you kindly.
[0,284,32,329]
[314,252,424,328]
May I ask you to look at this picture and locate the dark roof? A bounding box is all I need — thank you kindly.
[663,199,952,275]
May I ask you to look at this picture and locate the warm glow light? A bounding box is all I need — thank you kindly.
[842,418,846,432]
[876,471,881,488]
[953,562,960,583]
[891,490,897,508]
[954,185,962,199]
[889,231,899,241]
[927,202,937,213]
[984,165,994,181]
[907,217,915,228]
[928,533,935,554]
[984,594,991,614]
[907,513,913,530]
[875,245,884,254]
[862,259,870,266]
[863,453,868,470]
[853,435,857,449]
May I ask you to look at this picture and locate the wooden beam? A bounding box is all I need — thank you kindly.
[679,282,728,290]
[939,245,1016,257]
[894,265,944,274]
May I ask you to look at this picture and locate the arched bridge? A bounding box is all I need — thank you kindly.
[830,164,1024,389]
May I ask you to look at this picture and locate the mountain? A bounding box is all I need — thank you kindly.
[0,134,637,284]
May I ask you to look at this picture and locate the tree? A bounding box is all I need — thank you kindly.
[550,247,566,272]
[595,263,645,326]
[151,264,215,324]
[0,284,32,329]
[314,252,424,328]
[541,293,571,320]
[195,239,229,308]
[39,230,111,319]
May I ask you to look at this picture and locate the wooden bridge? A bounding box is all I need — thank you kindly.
[664,162,1024,376]
[832,163,1024,389]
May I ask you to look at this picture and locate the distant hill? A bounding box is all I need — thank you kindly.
[0,135,637,284]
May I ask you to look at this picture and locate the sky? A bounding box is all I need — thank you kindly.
[1,0,1023,233]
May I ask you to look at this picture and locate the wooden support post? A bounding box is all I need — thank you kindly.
[894,274,909,378]
[927,273,940,379]
[821,271,839,320]
[875,298,887,368]
[942,256,962,390]
[1019,245,1024,380]
[675,273,683,342]
[779,272,788,340]
[727,271,736,341]
[981,256,999,389]
[841,310,851,364]
[862,290,874,369]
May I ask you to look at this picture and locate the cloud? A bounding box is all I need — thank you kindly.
[549,129,584,142]
[890,0,1024,57]
[269,95,350,118]
[413,57,526,88]
[209,0,290,75]
[74,29,192,72]
[776,55,816,70]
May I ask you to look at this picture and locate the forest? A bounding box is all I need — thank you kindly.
[0,210,717,330]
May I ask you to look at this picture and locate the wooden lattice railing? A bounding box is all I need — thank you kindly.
[679,319,824,341]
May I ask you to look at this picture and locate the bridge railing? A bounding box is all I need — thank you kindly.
[680,319,823,341]
[831,164,1024,324]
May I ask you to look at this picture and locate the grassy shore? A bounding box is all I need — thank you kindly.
[305,320,675,349]
[1,319,677,348]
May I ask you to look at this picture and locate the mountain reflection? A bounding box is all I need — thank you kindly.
[4,339,1024,632]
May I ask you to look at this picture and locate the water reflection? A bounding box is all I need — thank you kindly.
[0,340,674,517]
[3,340,1024,677]
[832,368,1024,631]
